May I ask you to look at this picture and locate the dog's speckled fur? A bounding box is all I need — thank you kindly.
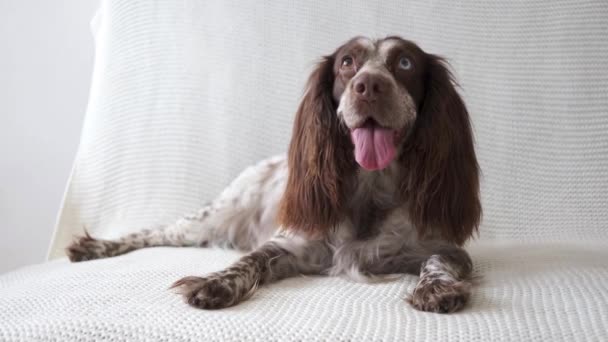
[68,36,480,314]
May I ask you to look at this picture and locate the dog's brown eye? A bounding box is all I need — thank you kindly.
[341,56,354,68]
[398,57,412,70]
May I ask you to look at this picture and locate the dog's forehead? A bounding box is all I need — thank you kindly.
[354,36,375,50]
[337,36,374,56]
[377,38,403,59]
[340,37,410,62]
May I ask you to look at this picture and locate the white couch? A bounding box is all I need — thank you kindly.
[2,1,607,341]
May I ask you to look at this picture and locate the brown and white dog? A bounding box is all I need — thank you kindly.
[67,36,481,314]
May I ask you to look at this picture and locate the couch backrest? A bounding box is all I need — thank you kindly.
[50,0,608,258]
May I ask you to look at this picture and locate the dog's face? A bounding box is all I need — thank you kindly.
[279,35,480,244]
[333,36,428,170]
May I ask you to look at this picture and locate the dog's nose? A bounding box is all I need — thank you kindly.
[353,73,385,101]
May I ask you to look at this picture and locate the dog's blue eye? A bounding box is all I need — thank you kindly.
[398,57,412,70]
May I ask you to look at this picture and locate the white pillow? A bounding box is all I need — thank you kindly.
[50,0,608,258]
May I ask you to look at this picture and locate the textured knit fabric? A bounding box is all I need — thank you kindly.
[3,242,608,341]
[5,0,608,341]
[48,0,608,255]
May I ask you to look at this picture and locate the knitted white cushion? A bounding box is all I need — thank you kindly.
[5,0,607,341]
[3,242,608,341]
[49,0,608,257]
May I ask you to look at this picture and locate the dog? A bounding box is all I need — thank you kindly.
[67,36,481,314]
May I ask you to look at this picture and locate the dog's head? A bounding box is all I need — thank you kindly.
[334,36,424,170]
[278,36,481,245]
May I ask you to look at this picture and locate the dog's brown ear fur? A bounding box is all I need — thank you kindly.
[277,55,355,236]
[400,55,481,245]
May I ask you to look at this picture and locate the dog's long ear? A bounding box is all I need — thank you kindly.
[401,55,481,245]
[277,55,355,236]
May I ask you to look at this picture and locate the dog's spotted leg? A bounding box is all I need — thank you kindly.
[67,157,287,263]
[408,246,473,313]
[65,206,214,262]
[171,235,332,309]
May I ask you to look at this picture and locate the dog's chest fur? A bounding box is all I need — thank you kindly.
[347,163,402,239]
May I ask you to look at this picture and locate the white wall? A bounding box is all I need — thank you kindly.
[0,0,99,273]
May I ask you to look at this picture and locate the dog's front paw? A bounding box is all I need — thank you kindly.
[408,278,471,314]
[171,274,254,310]
[66,232,120,262]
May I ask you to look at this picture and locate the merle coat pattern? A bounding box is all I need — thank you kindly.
[67,36,481,314]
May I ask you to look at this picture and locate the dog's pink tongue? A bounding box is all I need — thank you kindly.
[351,124,397,170]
